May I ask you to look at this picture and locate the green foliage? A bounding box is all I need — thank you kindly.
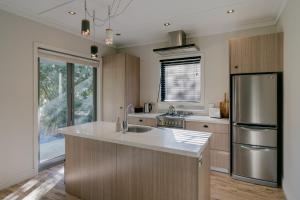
[39,59,95,135]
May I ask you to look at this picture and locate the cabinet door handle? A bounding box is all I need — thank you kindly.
[139,119,143,122]
[198,155,203,167]
[203,124,208,128]
[234,65,239,69]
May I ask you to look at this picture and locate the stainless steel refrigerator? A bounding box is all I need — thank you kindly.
[231,73,282,187]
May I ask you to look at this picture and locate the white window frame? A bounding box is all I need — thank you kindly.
[158,53,205,111]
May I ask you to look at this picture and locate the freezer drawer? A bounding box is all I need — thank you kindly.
[232,74,277,125]
[233,144,277,182]
[233,125,277,147]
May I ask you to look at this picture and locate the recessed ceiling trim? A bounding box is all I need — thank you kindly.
[227,9,234,14]
[0,0,286,48]
[0,3,107,45]
[118,18,277,49]
[68,11,76,15]
[164,22,171,27]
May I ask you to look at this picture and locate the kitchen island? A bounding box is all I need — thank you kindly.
[59,121,211,200]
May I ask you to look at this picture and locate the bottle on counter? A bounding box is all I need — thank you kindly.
[115,107,122,132]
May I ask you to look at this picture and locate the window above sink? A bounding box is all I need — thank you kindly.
[158,54,205,111]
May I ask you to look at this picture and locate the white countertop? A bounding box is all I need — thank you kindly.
[128,113,229,124]
[59,121,211,158]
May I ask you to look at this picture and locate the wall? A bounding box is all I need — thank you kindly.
[119,26,278,113]
[277,0,300,199]
[0,9,115,189]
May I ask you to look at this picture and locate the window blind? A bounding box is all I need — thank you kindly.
[160,56,201,102]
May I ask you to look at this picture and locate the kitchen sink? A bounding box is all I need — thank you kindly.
[127,126,152,133]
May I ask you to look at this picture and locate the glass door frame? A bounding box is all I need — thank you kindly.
[38,58,98,171]
[68,63,98,126]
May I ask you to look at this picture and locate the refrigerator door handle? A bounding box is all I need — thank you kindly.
[239,126,276,132]
[233,123,276,130]
[240,145,275,151]
[232,125,277,147]
[232,76,239,122]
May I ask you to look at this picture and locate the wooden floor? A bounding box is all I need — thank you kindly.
[210,172,285,200]
[0,164,285,200]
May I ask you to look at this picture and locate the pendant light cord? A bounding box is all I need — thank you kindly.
[84,0,87,19]
[93,10,96,45]
[108,6,111,28]
[38,0,134,27]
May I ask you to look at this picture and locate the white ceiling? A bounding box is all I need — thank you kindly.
[0,0,287,47]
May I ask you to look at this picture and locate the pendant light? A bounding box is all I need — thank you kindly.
[81,0,90,36]
[91,10,98,59]
[105,6,113,45]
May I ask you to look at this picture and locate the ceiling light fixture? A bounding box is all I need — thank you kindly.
[227,9,235,14]
[91,10,99,59]
[105,6,113,45]
[164,22,171,27]
[81,0,90,36]
[67,11,76,15]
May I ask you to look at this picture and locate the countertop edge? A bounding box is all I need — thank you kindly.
[128,113,230,125]
[60,130,208,158]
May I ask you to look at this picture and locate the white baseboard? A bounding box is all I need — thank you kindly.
[210,167,229,173]
[283,181,290,200]
[0,168,37,190]
[282,180,298,200]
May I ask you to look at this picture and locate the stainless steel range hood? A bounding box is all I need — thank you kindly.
[153,30,199,56]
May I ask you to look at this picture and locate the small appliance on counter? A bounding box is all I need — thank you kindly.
[208,104,221,118]
[134,107,144,113]
[209,107,221,118]
[144,103,152,113]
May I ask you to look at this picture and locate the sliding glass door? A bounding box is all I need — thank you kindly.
[38,58,97,169]
[73,64,97,124]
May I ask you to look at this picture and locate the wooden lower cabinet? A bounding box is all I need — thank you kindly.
[65,136,117,199]
[210,150,230,173]
[185,121,228,134]
[185,121,230,173]
[65,135,210,200]
[210,132,229,152]
[128,116,230,173]
[128,116,157,127]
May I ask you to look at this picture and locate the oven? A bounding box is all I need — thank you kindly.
[156,114,186,129]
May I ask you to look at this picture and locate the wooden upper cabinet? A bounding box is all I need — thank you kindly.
[125,54,140,108]
[230,32,283,74]
[102,53,140,122]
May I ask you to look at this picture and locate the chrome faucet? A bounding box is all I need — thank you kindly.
[168,105,176,115]
[122,104,133,133]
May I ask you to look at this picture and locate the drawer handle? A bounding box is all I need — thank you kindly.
[203,124,209,128]
[139,119,143,122]
[234,66,239,69]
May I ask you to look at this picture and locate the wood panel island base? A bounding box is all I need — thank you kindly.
[60,122,211,200]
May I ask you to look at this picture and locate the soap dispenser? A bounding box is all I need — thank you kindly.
[115,107,122,132]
